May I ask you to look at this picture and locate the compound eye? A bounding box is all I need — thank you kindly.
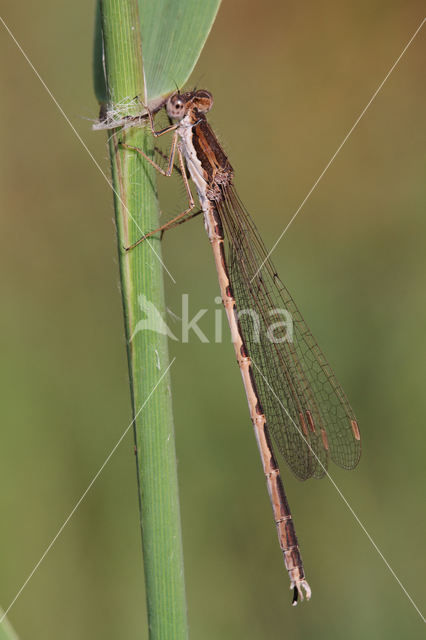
[167,95,185,119]
[194,90,213,113]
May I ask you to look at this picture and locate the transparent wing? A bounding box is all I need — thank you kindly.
[217,187,361,481]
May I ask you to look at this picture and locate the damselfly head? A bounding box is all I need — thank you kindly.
[166,90,213,120]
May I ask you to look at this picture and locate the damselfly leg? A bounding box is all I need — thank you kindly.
[121,133,196,250]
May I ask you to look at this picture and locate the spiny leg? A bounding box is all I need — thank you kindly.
[120,129,178,177]
[121,143,196,251]
[160,209,203,239]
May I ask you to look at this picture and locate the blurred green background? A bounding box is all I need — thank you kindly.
[1,2,425,638]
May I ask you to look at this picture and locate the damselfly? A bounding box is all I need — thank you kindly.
[121,90,361,605]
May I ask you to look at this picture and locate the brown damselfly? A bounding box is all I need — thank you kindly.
[121,89,361,605]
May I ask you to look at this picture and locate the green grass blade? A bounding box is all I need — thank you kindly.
[139,0,221,101]
[96,0,209,637]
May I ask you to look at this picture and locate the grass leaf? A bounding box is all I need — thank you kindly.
[140,0,221,101]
